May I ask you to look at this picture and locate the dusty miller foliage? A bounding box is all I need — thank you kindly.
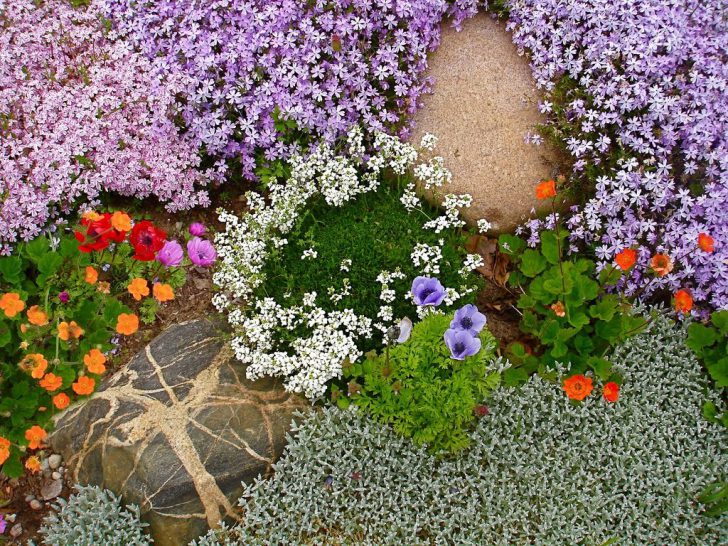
[35,485,152,546]
[193,311,727,545]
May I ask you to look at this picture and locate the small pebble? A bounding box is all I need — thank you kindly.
[10,523,23,538]
[30,499,42,510]
[24,494,35,503]
[48,454,62,470]
[52,471,62,480]
[41,458,50,471]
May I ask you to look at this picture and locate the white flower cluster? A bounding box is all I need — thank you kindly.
[193,312,728,546]
[213,127,479,399]
[460,253,484,277]
[414,156,452,190]
[423,193,471,233]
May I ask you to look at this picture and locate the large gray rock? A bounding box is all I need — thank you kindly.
[51,319,308,546]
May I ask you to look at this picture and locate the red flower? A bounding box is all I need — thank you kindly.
[615,248,637,270]
[698,233,715,253]
[603,382,619,402]
[563,374,593,401]
[535,179,557,200]
[74,213,126,252]
[129,221,167,261]
[674,289,693,313]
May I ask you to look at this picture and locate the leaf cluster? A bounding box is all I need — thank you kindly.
[687,310,728,427]
[335,312,500,454]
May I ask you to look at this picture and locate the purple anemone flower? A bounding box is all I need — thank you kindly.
[189,222,206,237]
[450,304,487,336]
[156,240,184,267]
[187,237,217,267]
[411,276,446,307]
[444,328,481,361]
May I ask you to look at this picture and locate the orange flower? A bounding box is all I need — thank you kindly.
[25,425,47,450]
[674,289,693,313]
[116,313,139,336]
[21,353,48,379]
[0,292,25,317]
[53,392,70,410]
[615,248,637,270]
[550,301,566,317]
[153,283,175,302]
[563,374,593,401]
[97,281,111,294]
[39,373,63,392]
[128,278,150,301]
[83,348,107,374]
[111,211,132,232]
[535,179,557,200]
[85,266,98,284]
[82,210,103,222]
[27,305,49,326]
[698,233,715,253]
[72,375,95,396]
[25,455,41,473]
[0,436,10,465]
[58,320,84,341]
[650,253,673,277]
[603,382,620,402]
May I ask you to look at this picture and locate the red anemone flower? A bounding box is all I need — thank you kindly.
[129,221,167,261]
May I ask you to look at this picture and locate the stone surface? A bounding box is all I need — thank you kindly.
[410,13,558,233]
[51,319,308,546]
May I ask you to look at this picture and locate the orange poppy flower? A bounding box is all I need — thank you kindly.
[563,374,593,401]
[550,301,566,317]
[27,305,49,326]
[83,348,107,374]
[127,278,150,301]
[535,179,557,200]
[116,313,139,336]
[674,289,693,313]
[698,233,715,253]
[25,455,41,473]
[39,373,63,392]
[84,266,98,284]
[21,353,48,379]
[53,392,71,410]
[82,210,103,222]
[72,375,95,396]
[25,425,47,450]
[615,248,637,270]
[58,320,84,341]
[0,292,25,318]
[603,382,620,402]
[111,211,132,232]
[0,437,10,465]
[650,253,673,277]
[153,283,175,302]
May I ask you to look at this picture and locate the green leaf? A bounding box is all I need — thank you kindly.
[710,310,728,334]
[703,401,719,423]
[540,231,560,265]
[598,265,622,286]
[707,357,728,388]
[1,450,23,478]
[503,367,528,387]
[595,317,622,343]
[0,256,23,285]
[520,249,547,278]
[0,321,12,347]
[588,356,612,381]
[498,234,526,256]
[589,295,619,322]
[573,333,594,355]
[567,311,590,329]
[540,319,560,344]
[686,324,718,353]
[24,236,50,263]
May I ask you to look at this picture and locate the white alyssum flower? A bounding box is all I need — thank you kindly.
[301,248,318,260]
[477,218,492,233]
[419,132,438,151]
[410,242,443,275]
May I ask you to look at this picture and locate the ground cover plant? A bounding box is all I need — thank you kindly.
[0,0,212,252]
[508,0,728,311]
[214,128,485,399]
[0,211,214,477]
[193,312,727,546]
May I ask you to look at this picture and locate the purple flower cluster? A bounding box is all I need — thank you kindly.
[506,0,728,309]
[0,0,213,253]
[98,0,477,181]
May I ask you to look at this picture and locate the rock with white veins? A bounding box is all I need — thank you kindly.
[50,319,308,546]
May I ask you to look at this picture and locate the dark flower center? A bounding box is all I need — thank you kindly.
[140,233,153,246]
[421,287,434,298]
[454,342,465,353]
[461,317,473,329]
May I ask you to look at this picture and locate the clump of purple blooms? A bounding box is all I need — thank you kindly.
[98,0,479,181]
[0,0,213,253]
[506,0,728,310]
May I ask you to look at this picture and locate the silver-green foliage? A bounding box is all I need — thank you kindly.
[195,312,727,545]
[37,485,152,546]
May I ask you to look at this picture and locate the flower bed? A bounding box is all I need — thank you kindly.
[0,0,212,252]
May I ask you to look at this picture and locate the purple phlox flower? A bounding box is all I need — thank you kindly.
[58,291,70,303]
[450,304,486,336]
[156,240,184,267]
[187,237,217,267]
[411,276,446,307]
[189,222,206,237]
[444,328,481,361]
[0,514,6,534]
